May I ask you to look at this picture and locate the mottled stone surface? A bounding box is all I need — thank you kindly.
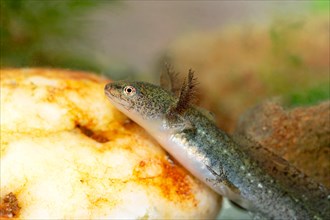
[236,101,330,187]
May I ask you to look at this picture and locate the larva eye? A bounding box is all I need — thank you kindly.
[123,86,136,96]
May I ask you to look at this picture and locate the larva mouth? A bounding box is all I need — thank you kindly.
[105,87,131,111]
[104,83,120,99]
[104,88,115,98]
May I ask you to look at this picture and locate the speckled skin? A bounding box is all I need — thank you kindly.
[105,81,330,219]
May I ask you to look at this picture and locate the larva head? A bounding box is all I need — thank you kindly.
[104,81,175,123]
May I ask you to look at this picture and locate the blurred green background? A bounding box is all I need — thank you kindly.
[1,0,113,73]
[1,0,329,106]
